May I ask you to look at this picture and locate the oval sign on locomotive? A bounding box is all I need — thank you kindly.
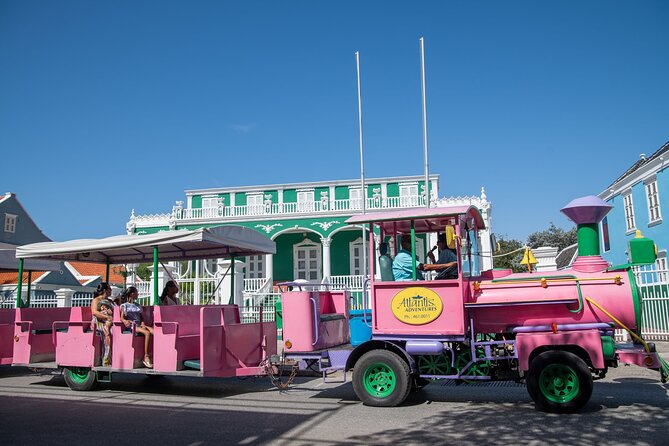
[391,287,443,325]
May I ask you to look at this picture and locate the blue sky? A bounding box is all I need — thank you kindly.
[1,1,668,242]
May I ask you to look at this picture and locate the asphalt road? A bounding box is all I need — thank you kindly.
[0,359,667,446]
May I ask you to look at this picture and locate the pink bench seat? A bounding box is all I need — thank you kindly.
[282,291,350,352]
[112,306,154,370]
[13,307,71,365]
[0,309,16,365]
[54,307,100,368]
[153,305,202,372]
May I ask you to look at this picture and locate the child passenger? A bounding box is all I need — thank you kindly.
[91,282,114,367]
[120,287,153,368]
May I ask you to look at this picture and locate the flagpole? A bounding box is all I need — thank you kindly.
[420,37,430,208]
[355,51,368,281]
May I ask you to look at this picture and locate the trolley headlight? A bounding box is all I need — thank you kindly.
[284,340,292,349]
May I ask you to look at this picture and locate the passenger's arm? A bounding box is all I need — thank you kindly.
[120,307,130,327]
[419,262,457,272]
[91,297,111,321]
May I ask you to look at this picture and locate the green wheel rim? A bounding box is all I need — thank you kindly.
[418,353,452,375]
[68,367,90,385]
[362,362,396,398]
[455,348,491,382]
[539,364,580,403]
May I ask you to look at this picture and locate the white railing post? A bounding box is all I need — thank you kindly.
[55,288,74,308]
[194,260,201,305]
[533,247,559,272]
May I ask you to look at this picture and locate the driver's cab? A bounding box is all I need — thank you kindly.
[345,206,486,338]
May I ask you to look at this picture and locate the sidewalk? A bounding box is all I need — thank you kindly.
[652,341,669,355]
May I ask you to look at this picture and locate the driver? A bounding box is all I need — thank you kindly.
[419,233,458,279]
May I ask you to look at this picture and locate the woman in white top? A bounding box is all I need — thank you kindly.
[120,286,153,368]
[160,280,181,306]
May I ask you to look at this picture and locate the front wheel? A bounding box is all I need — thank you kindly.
[353,350,411,407]
[526,350,593,413]
[63,367,98,391]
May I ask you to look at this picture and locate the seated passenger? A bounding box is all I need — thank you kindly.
[392,235,424,281]
[91,282,114,367]
[420,233,458,279]
[120,286,154,369]
[160,280,181,306]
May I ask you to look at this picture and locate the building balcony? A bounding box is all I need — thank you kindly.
[130,195,431,229]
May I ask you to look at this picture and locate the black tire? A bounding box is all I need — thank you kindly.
[63,367,98,391]
[526,350,593,413]
[352,350,411,407]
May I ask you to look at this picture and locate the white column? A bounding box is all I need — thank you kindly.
[322,237,332,280]
[55,288,74,308]
[265,253,273,284]
[216,258,245,305]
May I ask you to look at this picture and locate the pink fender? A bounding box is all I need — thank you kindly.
[516,329,605,371]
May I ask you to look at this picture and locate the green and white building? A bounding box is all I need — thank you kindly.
[126,175,493,304]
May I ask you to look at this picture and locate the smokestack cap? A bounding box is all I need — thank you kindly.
[561,195,613,224]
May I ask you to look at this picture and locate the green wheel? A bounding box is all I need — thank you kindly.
[455,348,491,383]
[418,352,452,376]
[527,350,593,413]
[353,350,411,407]
[63,367,98,391]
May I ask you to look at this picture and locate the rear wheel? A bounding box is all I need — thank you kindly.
[353,350,411,407]
[63,367,98,391]
[526,350,592,413]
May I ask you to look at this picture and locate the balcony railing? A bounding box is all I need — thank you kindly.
[170,195,428,222]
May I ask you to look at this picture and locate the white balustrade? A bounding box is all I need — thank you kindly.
[329,275,367,291]
[243,278,266,292]
[134,195,428,225]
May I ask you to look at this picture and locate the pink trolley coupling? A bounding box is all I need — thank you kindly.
[277,196,667,413]
[13,226,277,390]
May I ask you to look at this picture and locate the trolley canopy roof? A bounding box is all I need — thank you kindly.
[346,205,486,234]
[15,226,276,264]
[0,249,62,272]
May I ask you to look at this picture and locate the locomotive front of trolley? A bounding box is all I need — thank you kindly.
[280,196,666,413]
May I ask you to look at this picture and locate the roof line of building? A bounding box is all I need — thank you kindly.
[606,140,669,190]
[184,174,440,196]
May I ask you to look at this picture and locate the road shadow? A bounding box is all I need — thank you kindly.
[336,378,669,445]
[0,395,325,445]
[29,371,320,399]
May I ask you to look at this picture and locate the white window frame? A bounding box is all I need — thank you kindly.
[245,255,265,279]
[623,191,636,232]
[293,238,321,281]
[399,183,420,207]
[645,178,662,224]
[349,237,364,275]
[201,196,219,208]
[297,189,315,212]
[656,251,668,284]
[4,214,16,234]
[600,216,611,253]
[349,187,363,210]
[246,193,264,215]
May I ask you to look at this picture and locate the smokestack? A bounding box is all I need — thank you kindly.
[560,196,613,257]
